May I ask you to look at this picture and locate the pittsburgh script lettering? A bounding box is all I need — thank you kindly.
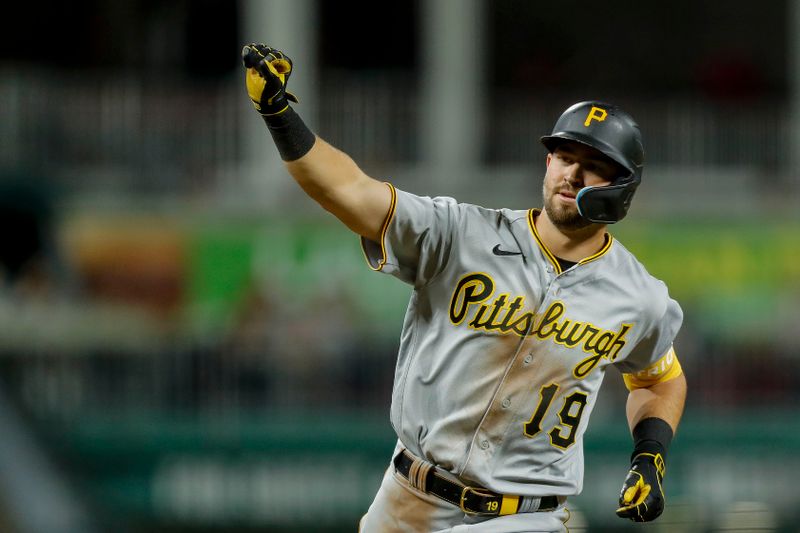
[448,272,632,378]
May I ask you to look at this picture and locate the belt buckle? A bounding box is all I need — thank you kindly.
[459,486,499,516]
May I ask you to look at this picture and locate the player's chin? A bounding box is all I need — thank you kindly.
[545,202,589,230]
[545,198,575,218]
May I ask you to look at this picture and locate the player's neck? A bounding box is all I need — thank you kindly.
[535,209,608,263]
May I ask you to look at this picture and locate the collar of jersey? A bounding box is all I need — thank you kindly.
[527,209,613,275]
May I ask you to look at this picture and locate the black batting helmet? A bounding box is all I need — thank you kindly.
[541,101,644,223]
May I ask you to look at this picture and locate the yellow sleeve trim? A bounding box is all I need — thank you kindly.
[360,182,397,271]
[623,347,683,391]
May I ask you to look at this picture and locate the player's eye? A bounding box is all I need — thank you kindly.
[585,160,614,177]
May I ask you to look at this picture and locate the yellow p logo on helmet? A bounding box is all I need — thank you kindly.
[584,106,608,127]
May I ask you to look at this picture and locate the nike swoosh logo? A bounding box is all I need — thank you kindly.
[492,244,523,256]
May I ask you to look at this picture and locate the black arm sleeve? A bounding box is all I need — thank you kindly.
[262,107,316,161]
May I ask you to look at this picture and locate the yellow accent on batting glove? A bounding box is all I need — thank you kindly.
[242,43,299,116]
[615,452,666,522]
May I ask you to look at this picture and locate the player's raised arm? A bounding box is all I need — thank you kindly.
[242,43,392,242]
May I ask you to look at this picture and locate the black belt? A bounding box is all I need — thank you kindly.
[393,450,559,516]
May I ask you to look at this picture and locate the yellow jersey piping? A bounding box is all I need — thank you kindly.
[528,208,614,272]
[361,182,397,271]
[528,209,562,274]
[578,233,613,266]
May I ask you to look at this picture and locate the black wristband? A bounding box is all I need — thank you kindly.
[261,107,316,162]
[631,417,673,460]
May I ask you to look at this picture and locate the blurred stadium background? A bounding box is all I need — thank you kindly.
[0,1,799,532]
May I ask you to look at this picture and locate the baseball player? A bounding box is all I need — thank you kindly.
[242,44,687,532]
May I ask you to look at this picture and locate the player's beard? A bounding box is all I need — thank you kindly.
[543,184,592,231]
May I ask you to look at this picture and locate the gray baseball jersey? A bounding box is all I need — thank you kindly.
[360,185,683,498]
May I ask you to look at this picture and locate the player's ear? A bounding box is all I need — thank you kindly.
[546,153,552,167]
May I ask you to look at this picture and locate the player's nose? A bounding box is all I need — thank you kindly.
[563,163,584,185]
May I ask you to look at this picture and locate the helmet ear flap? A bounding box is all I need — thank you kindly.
[576,179,639,224]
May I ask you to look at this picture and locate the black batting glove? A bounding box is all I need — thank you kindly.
[615,452,666,522]
[242,43,299,116]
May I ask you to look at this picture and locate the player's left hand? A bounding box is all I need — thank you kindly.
[615,452,666,522]
[241,43,299,116]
